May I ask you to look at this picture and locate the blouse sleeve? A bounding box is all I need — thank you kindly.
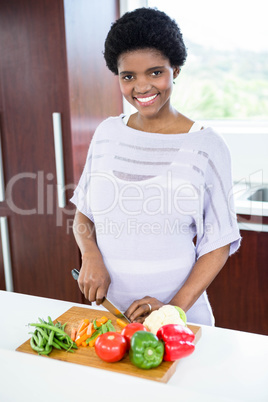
[70,137,95,222]
[195,135,241,259]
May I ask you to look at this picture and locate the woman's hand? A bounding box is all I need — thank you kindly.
[125,296,164,323]
[78,254,111,305]
[73,210,111,305]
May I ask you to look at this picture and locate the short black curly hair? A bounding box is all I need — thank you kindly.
[104,7,187,75]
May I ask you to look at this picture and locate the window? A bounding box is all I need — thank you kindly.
[147,0,268,121]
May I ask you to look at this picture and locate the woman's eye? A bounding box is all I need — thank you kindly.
[152,71,162,76]
[123,75,133,81]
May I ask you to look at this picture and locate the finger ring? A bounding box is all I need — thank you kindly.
[147,303,152,312]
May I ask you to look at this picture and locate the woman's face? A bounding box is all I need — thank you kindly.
[117,48,180,119]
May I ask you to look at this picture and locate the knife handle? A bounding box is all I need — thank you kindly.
[71,269,80,280]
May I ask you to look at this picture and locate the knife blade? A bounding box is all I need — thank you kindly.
[71,269,130,324]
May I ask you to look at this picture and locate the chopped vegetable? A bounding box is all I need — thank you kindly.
[77,319,90,335]
[75,332,91,347]
[116,318,128,328]
[106,320,116,332]
[129,331,164,369]
[88,333,101,347]
[86,322,95,337]
[156,324,195,361]
[85,319,116,346]
[95,316,108,327]
[143,305,186,335]
[70,327,77,342]
[76,326,89,338]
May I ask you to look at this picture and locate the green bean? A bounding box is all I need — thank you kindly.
[39,345,52,355]
[29,316,77,355]
[101,323,108,334]
[37,331,43,347]
[45,340,51,353]
[51,341,62,350]
[35,326,49,341]
[86,328,102,344]
[55,333,65,341]
[48,316,54,326]
[106,320,116,332]
[29,322,68,338]
[30,336,44,353]
[31,332,40,346]
[93,319,99,330]
[61,322,67,330]
[53,338,75,352]
[48,329,54,346]
[53,337,70,350]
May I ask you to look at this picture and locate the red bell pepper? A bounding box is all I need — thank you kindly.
[156,324,195,361]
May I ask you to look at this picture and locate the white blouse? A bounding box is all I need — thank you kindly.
[71,114,241,325]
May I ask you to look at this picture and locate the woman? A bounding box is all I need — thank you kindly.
[71,8,241,325]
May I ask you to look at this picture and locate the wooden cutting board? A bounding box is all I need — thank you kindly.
[16,306,202,383]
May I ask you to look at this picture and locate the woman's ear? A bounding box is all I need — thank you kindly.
[173,67,180,79]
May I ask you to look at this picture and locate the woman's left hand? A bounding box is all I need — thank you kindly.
[125,297,164,323]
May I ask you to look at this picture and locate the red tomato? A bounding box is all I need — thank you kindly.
[121,323,148,350]
[95,332,127,362]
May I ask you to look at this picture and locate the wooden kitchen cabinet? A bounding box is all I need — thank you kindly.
[207,215,268,335]
[0,0,122,301]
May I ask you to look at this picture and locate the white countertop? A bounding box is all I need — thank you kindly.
[0,290,267,402]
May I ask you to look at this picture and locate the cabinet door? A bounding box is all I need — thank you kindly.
[64,0,123,183]
[207,229,268,335]
[0,0,82,301]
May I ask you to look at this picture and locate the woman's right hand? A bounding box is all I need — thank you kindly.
[78,253,111,305]
[73,210,111,304]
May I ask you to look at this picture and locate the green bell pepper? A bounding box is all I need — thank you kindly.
[129,330,164,369]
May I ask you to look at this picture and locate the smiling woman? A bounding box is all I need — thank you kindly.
[71,7,241,327]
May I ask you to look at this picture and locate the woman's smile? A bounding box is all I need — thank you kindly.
[134,93,159,106]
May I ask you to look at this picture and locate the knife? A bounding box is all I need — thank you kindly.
[71,269,130,324]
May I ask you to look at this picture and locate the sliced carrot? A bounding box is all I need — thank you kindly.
[81,341,88,347]
[77,325,89,338]
[95,316,108,327]
[70,327,77,342]
[116,318,128,328]
[75,332,90,347]
[86,322,95,337]
[88,334,101,347]
[77,318,90,334]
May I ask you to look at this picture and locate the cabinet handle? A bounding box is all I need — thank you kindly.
[0,129,5,202]
[0,217,14,292]
[52,113,66,208]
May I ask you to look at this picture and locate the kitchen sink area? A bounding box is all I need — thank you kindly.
[235,185,268,208]
[233,183,268,232]
[247,187,268,202]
